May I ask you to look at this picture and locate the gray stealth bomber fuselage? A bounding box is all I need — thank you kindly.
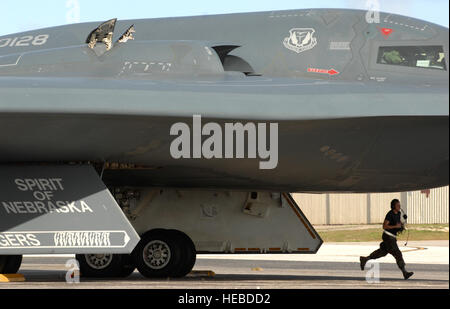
[0,9,448,193]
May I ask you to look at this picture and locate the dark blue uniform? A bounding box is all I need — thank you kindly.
[367,210,406,270]
[384,210,403,235]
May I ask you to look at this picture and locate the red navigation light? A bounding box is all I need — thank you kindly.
[380,28,394,37]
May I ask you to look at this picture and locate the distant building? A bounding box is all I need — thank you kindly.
[293,186,449,225]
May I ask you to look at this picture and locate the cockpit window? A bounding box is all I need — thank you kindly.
[377,46,447,71]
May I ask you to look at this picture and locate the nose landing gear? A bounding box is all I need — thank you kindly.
[132,229,196,278]
[75,229,196,279]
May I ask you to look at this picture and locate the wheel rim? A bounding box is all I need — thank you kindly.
[85,254,113,270]
[143,240,171,270]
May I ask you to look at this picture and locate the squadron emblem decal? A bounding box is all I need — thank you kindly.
[283,28,317,54]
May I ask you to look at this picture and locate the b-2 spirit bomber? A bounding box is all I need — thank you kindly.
[0,8,448,279]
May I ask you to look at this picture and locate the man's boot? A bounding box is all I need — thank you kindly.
[401,267,414,280]
[360,256,368,271]
[403,271,414,280]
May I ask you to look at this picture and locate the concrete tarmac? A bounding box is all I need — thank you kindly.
[1,241,448,289]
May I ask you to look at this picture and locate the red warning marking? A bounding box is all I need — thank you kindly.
[380,27,394,38]
[308,68,340,76]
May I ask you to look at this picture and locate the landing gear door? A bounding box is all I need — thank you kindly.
[0,165,140,255]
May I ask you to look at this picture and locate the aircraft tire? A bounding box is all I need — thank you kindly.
[76,254,130,278]
[168,230,197,278]
[0,255,22,274]
[132,229,182,278]
[118,254,136,278]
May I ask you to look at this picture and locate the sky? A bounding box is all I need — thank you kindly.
[1,0,448,36]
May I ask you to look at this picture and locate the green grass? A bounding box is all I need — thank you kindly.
[319,225,449,242]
